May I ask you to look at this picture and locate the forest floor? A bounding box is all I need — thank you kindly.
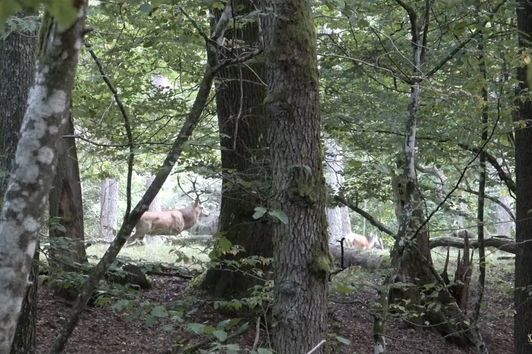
[35,247,514,354]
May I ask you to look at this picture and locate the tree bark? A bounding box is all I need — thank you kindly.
[514,1,532,353]
[0,4,87,351]
[49,113,87,270]
[265,1,330,353]
[384,1,482,348]
[145,175,161,211]
[99,178,119,242]
[0,14,37,197]
[0,12,38,354]
[10,250,38,354]
[201,1,273,298]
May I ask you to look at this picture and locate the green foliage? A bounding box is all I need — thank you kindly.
[1,0,78,30]
[252,206,288,224]
[315,0,519,234]
[214,282,273,311]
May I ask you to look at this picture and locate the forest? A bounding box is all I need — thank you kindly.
[0,0,531,353]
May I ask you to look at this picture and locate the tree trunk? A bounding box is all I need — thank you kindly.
[0,5,87,351]
[385,2,482,348]
[49,113,87,270]
[201,1,273,298]
[514,1,532,353]
[325,139,351,243]
[494,195,513,235]
[265,1,330,353]
[0,12,38,354]
[99,178,119,242]
[145,175,161,212]
[10,250,38,354]
[0,14,37,197]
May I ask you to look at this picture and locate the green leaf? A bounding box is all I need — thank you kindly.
[217,236,232,253]
[212,329,228,342]
[187,323,207,334]
[334,282,353,295]
[47,0,78,27]
[268,209,288,224]
[257,348,274,354]
[111,299,131,312]
[145,315,159,326]
[150,305,168,318]
[335,335,351,345]
[252,206,267,220]
[0,1,21,31]
[218,318,240,329]
[223,344,240,352]
[139,2,153,14]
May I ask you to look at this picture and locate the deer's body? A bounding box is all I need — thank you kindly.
[345,233,378,250]
[129,199,207,243]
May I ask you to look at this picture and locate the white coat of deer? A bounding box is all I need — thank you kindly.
[129,197,208,243]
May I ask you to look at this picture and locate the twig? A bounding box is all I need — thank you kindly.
[334,195,395,236]
[145,270,193,279]
[306,339,326,354]
[252,316,261,351]
[182,322,250,353]
[86,42,135,217]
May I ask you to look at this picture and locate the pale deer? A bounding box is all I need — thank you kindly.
[344,233,380,250]
[128,198,209,243]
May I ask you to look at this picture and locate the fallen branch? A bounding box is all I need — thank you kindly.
[429,235,515,254]
[330,245,388,269]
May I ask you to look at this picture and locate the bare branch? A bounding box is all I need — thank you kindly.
[459,143,516,194]
[86,43,135,217]
[334,194,395,236]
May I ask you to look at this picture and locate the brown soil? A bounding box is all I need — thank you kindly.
[35,271,513,354]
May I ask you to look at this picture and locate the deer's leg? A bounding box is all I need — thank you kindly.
[128,229,145,245]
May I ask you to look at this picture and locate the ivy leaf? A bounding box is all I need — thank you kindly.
[252,206,267,220]
[268,209,288,224]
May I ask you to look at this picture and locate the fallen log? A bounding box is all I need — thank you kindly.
[429,236,516,254]
[329,245,388,269]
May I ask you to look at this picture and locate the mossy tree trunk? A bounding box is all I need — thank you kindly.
[99,178,119,242]
[386,1,483,349]
[514,1,532,353]
[0,11,38,354]
[0,4,87,351]
[49,113,88,271]
[201,1,273,298]
[264,1,330,353]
